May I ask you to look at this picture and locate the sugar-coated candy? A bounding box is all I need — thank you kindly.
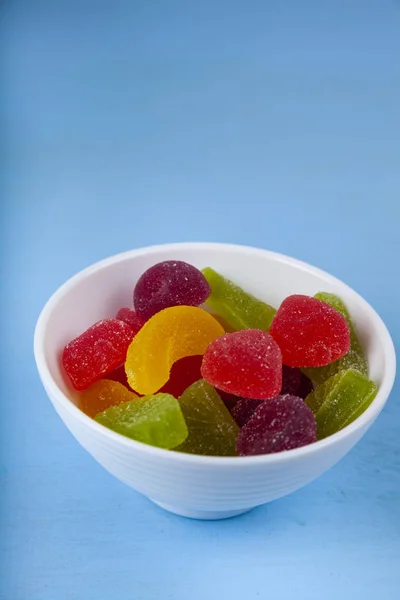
[176,380,239,456]
[270,295,350,367]
[79,379,137,418]
[202,268,276,332]
[231,398,263,428]
[116,308,145,336]
[281,365,313,399]
[125,306,224,395]
[158,355,203,397]
[305,369,377,439]
[303,292,368,384]
[133,260,210,320]
[95,393,188,448]
[237,395,317,456]
[201,329,282,400]
[62,319,135,390]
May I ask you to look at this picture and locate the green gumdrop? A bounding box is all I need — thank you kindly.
[176,380,240,456]
[202,267,276,332]
[95,393,188,449]
[302,292,368,384]
[305,369,377,439]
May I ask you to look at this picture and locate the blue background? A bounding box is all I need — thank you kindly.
[1,1,400,598]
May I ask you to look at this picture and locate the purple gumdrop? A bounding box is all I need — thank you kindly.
[133,260,211,320]
[281,365,301,395]
[231,398,263,428]
[236,395,317,456]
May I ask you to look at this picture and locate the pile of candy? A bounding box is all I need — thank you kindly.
[61,261,378,456]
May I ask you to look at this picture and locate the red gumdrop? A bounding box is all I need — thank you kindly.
[236,395,317,456]
[201,329,282,400]
[157,355,203,398]
[116,308,145,336]
[231,398,263,427]
[281,366,313,399]
[270,295,350,368]
[133,260,211,320]
[62,319,134,390]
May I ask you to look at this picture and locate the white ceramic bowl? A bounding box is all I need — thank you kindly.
[34,243,396,520]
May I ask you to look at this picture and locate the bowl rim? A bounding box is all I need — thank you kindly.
[34,242,396,467]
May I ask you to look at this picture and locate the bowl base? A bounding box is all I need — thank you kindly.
[150,499,254,520]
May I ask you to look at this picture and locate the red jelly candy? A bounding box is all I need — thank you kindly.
[133,260,211,320]
[116,308,145,336]
[237,395,317,456]
[62,319,134,390]
[157,355,203,398]
[201,329,282,400]
[281,366,313,399]
[270,295,350,368]
[231,398,263,427]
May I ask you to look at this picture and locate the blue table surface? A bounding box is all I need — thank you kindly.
[1,1,400,598]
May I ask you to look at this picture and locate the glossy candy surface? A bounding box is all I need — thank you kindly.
[125,306,224,395]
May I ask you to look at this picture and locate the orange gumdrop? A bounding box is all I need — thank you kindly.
[125,306,225,395]
[79,379,138,418]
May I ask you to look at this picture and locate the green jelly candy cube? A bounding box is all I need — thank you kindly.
[176,379,239,456]
[95,393,188,449]
[302,292,368,384]
[202,267,276,332]
[305,369,377,439]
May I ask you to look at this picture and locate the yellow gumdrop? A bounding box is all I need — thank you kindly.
[79,379,138,418]
[125,306,225,395]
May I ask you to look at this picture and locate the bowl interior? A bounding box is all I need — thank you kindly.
[38,243,391,417]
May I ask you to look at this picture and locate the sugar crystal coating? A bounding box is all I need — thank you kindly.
[237,395,317,456]
[62,319,135,390]
[202,267,276,332]
[303,292,368,384]
[270,295,350,368]
[176,380,239,456]
[116,308,145,336]
[95,393,188,448]
[231,398,263,427]
[125,306,224,395]
[305,368,377,439]
[134,260,210,320]
[201,329,282,400]
[79,379,137,418]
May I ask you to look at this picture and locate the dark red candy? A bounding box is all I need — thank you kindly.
[231,398,263,427]
[298,372,314,399]
[116,308,145,336]
[281,366,301,395]
[133,260,211,320]
[157,355,203,398]
[218,390,241,412]
[270,295,350,368]
[201,329,282,400]
[62,319,134,390]
[236,395,317,456]
[281,366,313,399]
